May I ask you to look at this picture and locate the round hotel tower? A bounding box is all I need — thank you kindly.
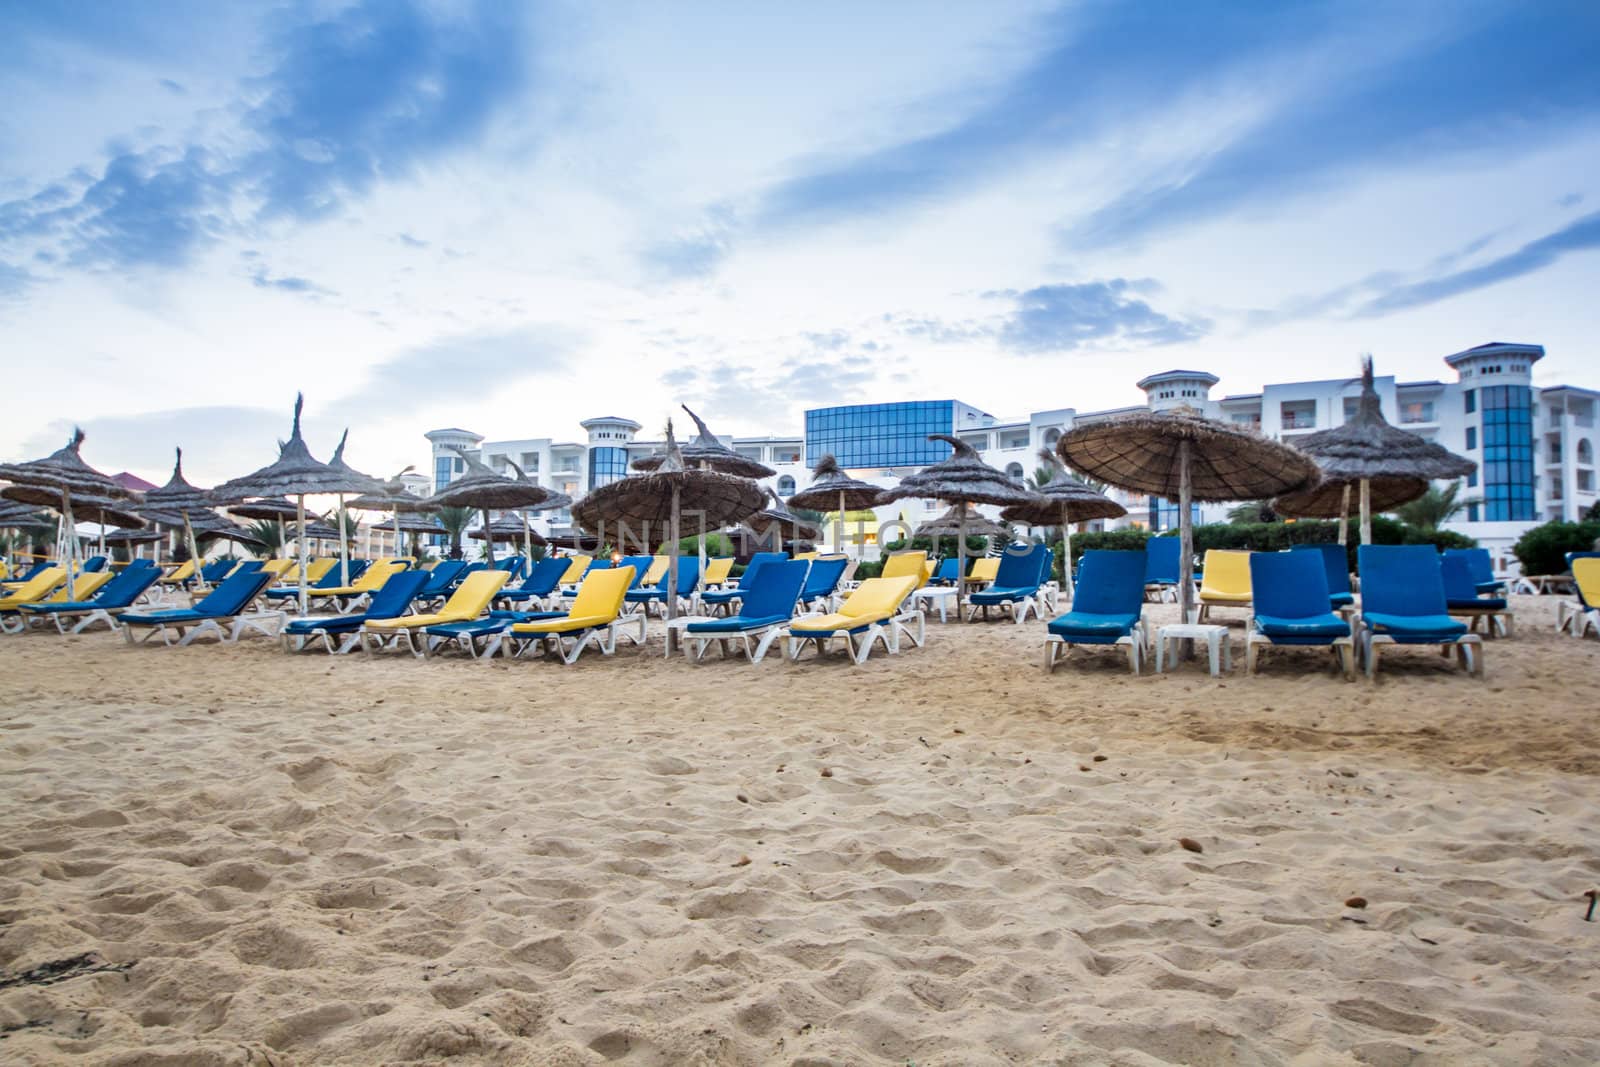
[580,416,643,490]
[1137,370,1220,412]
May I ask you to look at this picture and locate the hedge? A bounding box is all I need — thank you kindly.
[1063,518,1473,575]
[1511,519,1600,577]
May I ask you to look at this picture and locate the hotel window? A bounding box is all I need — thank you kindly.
[1399,401,1434,424]
[1467,503,1480,522]
[1465,427,1476,450]
[588,447,630,490]
[1464,390,1476,414]
[776,475,796,496]
[1579,470,1595,492]
[1467,470,1477,488]
[520,452,540,471]
[1005,462,1025,482]
[1579,439,1594,465]
[1148,498,1201,532]
[1342,398,1359,423]
[434,456,453,491]
[805,401,955,468]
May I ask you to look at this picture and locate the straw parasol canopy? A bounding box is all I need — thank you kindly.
[876,434,1043,620]
[740,487,822,549]
[575,420,765,648]
[104,527,164,545]
[0,502,55,529]
[1059,406,1318,634]
[226,497,301,521]
[632,406,776,478]
[299,519,344,541]
[1000,449,1127,598]
[210,395,383,613]
[137,447,213,590]
[915,504,1011,540]
[1286,357,1476,544]
[470,514,547,545]
[428,448,562,568]
[0,428,132,584]
[1273,475,1429,521]
[787,454,885,558]
[54,493,147,531]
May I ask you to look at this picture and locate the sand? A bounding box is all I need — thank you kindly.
[1,595,1597,1065]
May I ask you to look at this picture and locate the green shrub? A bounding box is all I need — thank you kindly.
[664,532,735,557]
[854,559,884,580]
[880,534,992,557]
[1512,519,1600,576]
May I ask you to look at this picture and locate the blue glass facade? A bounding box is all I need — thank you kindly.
[1479,385,1535,521]
[805,401,954,468]
[589,446,630,489]
[1148,498,1202,532]
[434,456,452,492]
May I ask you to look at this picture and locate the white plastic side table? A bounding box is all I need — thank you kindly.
[1155,623,1232,676]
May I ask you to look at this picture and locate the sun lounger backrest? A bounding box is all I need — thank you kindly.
[932,558,960,583]
[1443,547,1495,587]
[559,556,593,584]
[92,565,162,608]
[1358,545,1447,617]
[193,569,276,616]
[61,571,115,601]
[569,566,635,620]
[881,552,927,584]
[351,561,407,591]
[1075,551,1147,616]
[1290,543,1351,596]
[668,556,701,595]
[1200,550,1252,594]
[800,556,848,600]
[640,556,669,585]
[1568,552,1600,607]
[1439,554,1482,602]
[839,576,917,620]
[436,570,512,618]
[83,556,107,572]
[1250,551,1329,619]
[737,552,787,587]
[615,555,655,587]
[5,568,66,603]
[703,557,735,585]
[516,557,569,595]
[739,559,810,619]
[1144,537,1181,583]
[1574,558,1600,611]
[366,570,431,619]
[418,560,466,595]
[994,544,1045,587]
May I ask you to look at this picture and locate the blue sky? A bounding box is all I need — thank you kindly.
[2,0,1597,483]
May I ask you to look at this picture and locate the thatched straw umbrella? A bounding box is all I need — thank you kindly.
[787,454,884,558]
[574,421,765,651]
[427,448,562,570]
[59,493,149,560]
[1284,357,1476,545]
[1000,449,1127,599]
[876,434,1043,621]
[739,487,822,552]
[632,406,777,478]
[915,504,1011,541]
[470,514,548,545]
[136,447,213,591]
[0,429,132,591]
[210,395,382,615]
[1273,475,1429,543]
[1058,406,1318,633]
[388,513,446,559]
[323,431,390,585]
[225,497,299,558]
[348,470,433,561]
[0,503,54,572]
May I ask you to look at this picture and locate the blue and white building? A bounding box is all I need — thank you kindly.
[426,342,1597,571]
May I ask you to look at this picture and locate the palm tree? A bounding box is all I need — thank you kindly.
[1029,465,1055,491]
[1395,481,1477,529]
[435,506,473,559]
[245,520,286,558]
[1227,500,1277,524]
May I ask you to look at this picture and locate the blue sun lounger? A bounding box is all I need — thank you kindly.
[1441,552,1513,637]
[698,552,787,614]
[494,556,569,611]
[1356,545,1482,678]
[684,559,809,663]
[410,560,468,610]
[1143,537,1182,602]
[17,565,163,634]
[281,570,430,654]
[625,556,700,616]
[120,570,282,647]
[264,559,371,601]
[797,555,849,613]
[1044,550,1148,673]
[1443,547,1503,595]
[967,544,1053,623]
[1290,543,1354,611]
[1246,551,1354,678]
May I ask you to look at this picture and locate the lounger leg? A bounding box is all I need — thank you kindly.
[1246,635,1260,675]
[1044,639,1059,673]
[1334,638,1354,680]
[751,628,782,665]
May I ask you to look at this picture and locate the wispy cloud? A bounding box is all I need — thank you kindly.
[0,0,533,277]
[249,268,330,296]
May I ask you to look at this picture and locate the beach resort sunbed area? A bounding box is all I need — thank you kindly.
[1,593,1596,1066]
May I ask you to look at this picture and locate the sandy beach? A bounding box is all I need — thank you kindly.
[1,595,1597,1065]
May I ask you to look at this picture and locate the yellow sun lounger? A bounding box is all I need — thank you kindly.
[1570,558,1600,638]
[359,570,510,657]
[638,555,669,586]
[962,557,1000,588]
[257,559,297,581]
[702,557,735,587]
[503,566,644,664]
[881,551,929,585]
[784,575,923,665]
[0,568,79,633]
[302,560,408,608]
[158,559,196,586]
[1197,550,1253,622]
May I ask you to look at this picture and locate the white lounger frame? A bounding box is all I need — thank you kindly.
[1245,628,1355,680]
[500,614,648,665]
[1355,619,1484,679]
[683,622,787,664]
[124,610,286,647]
[1043,618,1151,674]
[964,589,1049,625]
[784,607,925,666]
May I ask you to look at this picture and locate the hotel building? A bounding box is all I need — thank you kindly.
[426,342,1596,571]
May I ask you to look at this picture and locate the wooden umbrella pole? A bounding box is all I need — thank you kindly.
[956,501,968,622]
[1338,483,1351,546]
[1061,501,1075,602]
[392,511,401,560]
[482,508,496,567]
[296,495,309,617]
[337,494,351,585]
[1359,479,1372,546]
[667,484,681,653]
[522,512,534,576]
[838,489,846,558]
[183,510,207,593]
[61,488,77,594]
[1178,439,1195,641]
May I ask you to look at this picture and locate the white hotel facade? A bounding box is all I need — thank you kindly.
[426,342,1597,571]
